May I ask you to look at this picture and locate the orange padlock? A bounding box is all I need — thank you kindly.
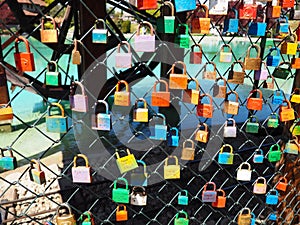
[191,4,210,34]
[197,93,213,118]
[291,57,300,69]
[279,100,295,122]
[182,78,200,105]
[276,177,288,192]
[246,89,263,111]
[212,189,226,208]
[116,204,128,221]
[266,1,281,18]
[151,79,170,107]
[281,0,295,8]
[14,36,35,72]
[169,61,188,89]
[195,123,209,143]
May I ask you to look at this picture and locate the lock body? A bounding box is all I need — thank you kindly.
[157,16,175,33]
[181,147,195,160]
[137,0,157,9]
[45,71,61,86]
[0,105,13,121]
[266,192,279,205]
[30,168,46,185]
[164,164,180,179]
[248,22,267,36]
[72,167,92,183]
[92,29,107,43]
[116,52,132,68]
[224,101,239,115]
[130,172,148,186]
[56,215,76,225]
[223,18,239,33]
[14,52,35,72]
[134,34,155,52]
[0,156,17,171]
[190,52,202,64]
[46,116,68,133]
[218,152,234,164]
[246,122,259,133]
[72,94,88,113]
[112,188,130,203]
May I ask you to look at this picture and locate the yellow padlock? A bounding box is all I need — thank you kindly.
[290,88,300,103]
[133,98,148,122]
[164,156,180,179]
[281,33,298,55]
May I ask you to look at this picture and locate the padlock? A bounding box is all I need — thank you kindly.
[250,213,256,225]
[182,78,200,105]
[174,210,189,225]
[254,62,269,80]
[263,75,275,89]
[181,139,195,160]
[164,156,180,179]
[72,154,92,183]
[219,44,233,63]
[266,189,279,205]
[0,149,17,171]
[192,4,210,34]
[223,91,239,115]
[178,190,189,205]
[290,118,300,135]
[267,113,279,128]
[116,41,132,68]
[290,88,300,103]
[130,160,148,186]
[46,103,68,133]
[195,123,209,143]
[151,79,170,107]
[92,19,107,44]
[202,182,217,202]
[79,211,95,225]
[130,186,147,206]
[115,149,138,174]
[72,39,81,65]
[149,113,167,140]
[213,76,227,98]
[209,0,228,15]
[276,177,288,192]
[203,62,217,80]
[253,177,267,194]
[291,56,300,69]
[112,177,130,203]
[133,98,148,122]
[174,24,190,48]
[91,100,111,131]
[167,127,180,147]
[244,44,262,70]
[266,1,281,18]
[218,144,234,165]
[246,116,260,134]
[71,81,88,112]
[174,0,196,12]
[29,159,46,185]
[14,36,35,72]
[137,0,157,10]
[268,212,277,221]
[292,5,300,19]
[239,3,257,19]
[237,208,252,225]
[237,162,252,181]
[212,189,226,208]
[116,205,128,221]
[248,14,267,36]
[190,44,203,64]
[246,89,263,111]
[272,89,285,105]
[268,143,282,162]
[40,16,58,43]
[56,203,76,225]
[228,61,246,84]
[134,21,155,52]
[157,2,175,33]
[169,61,188,89]
[0,104,13,121]
[45,61,61,86]
[281,0,295,8]
[266,47,281,67]
[284,135,299,155]
[223,118,237,138]
[279,100,295,122]
[197,94,213,118]
[223,8,239,33]
[276,16,289,34]
[253,149,264,163]
[281,33,298,55]
[114,80,130,106]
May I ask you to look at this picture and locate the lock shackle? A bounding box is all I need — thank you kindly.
[220,144,233,153]
[248,89,263,99]
[238,162,251,170]
[187,78,199,91]
[161,1,174,16]
[136,160,147,173]
[113,177,129,189]
[94,18,106,29]
[225,91,239,102]
[153,79,169,92]
[179,190,188,196]
[204,61,217,72]
[175,210,188,219]
[165,155,179,166]
[231,8,238,19]
[240,207,251,215]
[278,176,287,183]
[117,41,131,53]
[278,15,289,23]
[183,139,195,149]
[216,189,226,197]
[176,24,189,35]
[136,21,154,36]
[255,176,266,184]
[203,181,216,191]
[48,103,65,117]
[248,115,259,123]
[215,76,226,87]
[269,112,279,120]
[14,36,31,53]
[198,4,209,18]
[73,81,86,96]
[199,93,213,105]
[73,154,89,168]
[132,186,146,195]
[95,100,109,114]
[197,122,208,132]
[41,16,56,30]
[254,148,263,155]
[267,189,279,196]
[115,149,132,159]
[134,98,147,109]
[116,80,129,92]
[281,99,292,109]
[169,127,179,136]
[231,60,245,71]
[268,47,280,56]
[225,118,236,127]
[220,44,232,53]
[153,113,166,125]
[117,204,126,211]
[47,61,58,72]
[246,44,261,58]
[56,203,73,216]
[191,44,203,53]
[263,75,275,87]
[171,61,187,74]
[30,159,42,171]
[73,39,80,51]
[0,148,14,157]
[79,211,92,222]
[260,61,267,70]
[270,143,281,152]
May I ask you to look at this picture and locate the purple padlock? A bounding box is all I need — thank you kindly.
[71,81,88,113]
[202,182,217,202]
[254,62,269,80]
[134,21,155,52]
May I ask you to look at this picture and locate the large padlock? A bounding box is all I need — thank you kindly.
[40,16,58,43]
[244,44,262,70]
[211,189,226,208]
[29,159,46,185]
[151,79,170,107]
[239,3,257,19]
[290,88,300,103]
[266,1,281,18]
[178,190,189,205]
[253,149,264,163]
[273,62,291,79]
[267,113,279,128]
[223,91,239,115]
[134,21,155,52]
[133,98,149,122]
[174,24,190,48]
[0,104,13,121]
[246,115,260,134]
[253,177,267,194]
[169,61,188,89]
[116,41,132,68]
[181,139,195,161]
[284,136,299,155]
[254,62,269,80]
[174,0,196,12]
[213,76,227,98]
[130,186,147,206]
[272,89,284,105]
[167,127,179,147]
[164,156,180,179]
[182,78,200,105]
[116,205,128,221]
[290,118,300,135]
[14,36,35,72]
[276,177,288,192]
[56,203,76,225]
[237,162,252,181]
[70,81,88,113]
[223,8,239,33]
[195,123,209,143]
[91,100,111,131]
[45,61,61,86]
[237,208,252,225]
[190,44,203,64]
[263,75,275,89]
[197,93,213,118]
[92,19,107,44]
[115,149,138,174]
[248,14,267,36]
[281,33,298,55]
[266,189,279,205]
[281,0,295,8]
[157,2,175,34]
[130,160,148,186]
[72,154,92,183]
[219,44,233,63]
[228,61,246,84]
[268,143,282,162]
[276,16,289,34]
[174,210,189,225]
[112,177,130,203]
[72,39,81,65]
[223,118,237,138]
[114,80,130,106]
[279,100,295,122]
[202,62,217,80]
[246,89,263,111]
[202,182,217,202]
[0,149,17,171]
[46,103,68,133]
[266,47,281,67]
[80,211,95,225]
[291,56,300,69]
[218,144,234,165]
[137,0,157,10]
[149,113,167,140]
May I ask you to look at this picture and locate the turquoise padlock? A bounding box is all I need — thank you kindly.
[266,189,279,205]
[267,113,279,128]
[268,213,277,221]
[157,2,175,34]
[167,127,179,147]
[150,113,167,140]
[174,210,189,225]
[218,144,234,165]
[45,61,61,86]
[112,178,130,203]
[272,89,284,105]
[276,16,289,34]
[174,0,196,12]
[80,211,94,225]
[268,144,282,162]
[178,190,188,205]
[250,212,256,225]
[46,103,68,133]
[266,47,280,67]
[253,149,264,163]
[92,19,107,43]
[245,116,259,134]
[174,24,190,49]
[0,149,17,171]
[248,15,267,36]
[223,8,239,33]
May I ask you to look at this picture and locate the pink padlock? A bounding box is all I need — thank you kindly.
[72,154,92,183]
[134,21,155,52]
[71,81,88,112]
[116,41,132,68]
[254,61,269,81]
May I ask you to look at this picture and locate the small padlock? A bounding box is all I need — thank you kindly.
[228,61,246,84]
[164,156,180,179]
[45,61,61,86]
[291,5,300,19]
[46,103,68,133]
[174,0,196,12]
[202,62,217,80]
[182,78,200,105]
[237,208,252,225]
[115,149,138,174]
[266,1,281,18]
[190,44,203,64]
[178,190,189,205]
[284,135,299,155]
[263,75,275,89]
[209,0,228,15]
[239,2,257,20]
[237,162,252,181]
[253,149,264,163]
[181,139,195,160]
[248,14,267,36]
[133,98,148,122]
[29,159,46,185]
[40,16,58,43]
[218,144,234,165]
[212,189,226,208]
[115,41,132,68]
[213,76,227,98]
[169,61,188,89]
[112,177,130,203]
[134,21,155,52]
[223,118,237,138]
[268,143,282,162]
[195,123,209,143]
[116,205,128,221]
[91,100,111,131]
[253,177,267,194]
[137,0,157,9]
[191,4,210,34]
[279,100,295,122]
[130,160,148,186]
[92,19,107,44]
[0,104,13,121]
[268,212,277,221]
[167,127,180,147]
[254,61,269,80]
[72,39,81,65]
[246,115,260,134]
[202,182,217,202]
[291,56,300,69]
[197,93,214,118]
[246,89,263,111]
[71,81,88,113]
[130,186,147,206]
[290,118,300,135]
[281,33,298,55]
[149,113,167,140]
[174,210,189,225]
[244,44,262,70]
[157,2,175,34]
[151,79,170,107]
[56,203,76,225]
[290,88,300,103]
[174,24,190,48]
[0,149,17,171]
[266,47,281,67]
[250,213,256,225]
[276,16,289,34]
[114,80,131,106]
[223,8,239,33]
[276,177,288,192]
[80,211,95,225]
[72,154,92,183]
[267,113,279,128]
[281,0,295,8]
[219,44,233,62]
[223,91,239,115]
[14,36,35,72]
[266,189,279,205]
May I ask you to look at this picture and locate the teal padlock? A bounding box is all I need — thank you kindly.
[174,0,196,12]
[92,19,107,43]
[0,149,17,171]
[167,127,179,147]
[268,144,282,162]
[178,190,188,205]
[157,2,175,34]
[45,61,61,86]
[80,211,94,225]
[112,177,130,203]
[174,210,189,225]
[276,15,289,34]
[245,116,259,134]
[267,113,279,128]
[290,119,300,135]
[248,14,267,36]
[272,89,285,105]
[150,113,167,140]
[174,24,190,49]
[46,103,68,133]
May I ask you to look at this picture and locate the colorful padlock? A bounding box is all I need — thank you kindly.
[247,89,263,111]
[281,33,298,55]
[71,81,88,113]
[29,159,46,185]
[244,44,261,71]
[157,2,175,34]
[203,61,217,80]
[223,118,237,138]
[130,160,148,186]
[266,189,279,205]
[56,203,76,225]
[134,21,155,52]
[248,14,267,36]
[14,36,35,72]
[164,156,180,179]
[116,205,128,221]
[112,177,130,203]
[212,189,226,208]
[254,62,269,80]
[202,182,217,202]
[137,0,157,10]
[276,177,288,192]
[276,16,289,34]
[237,208,252,225]
[228,61,246,84]
[178,190,189,205]
[190,44,203,64]
[279,100,295,122]
[72,154,92,183]
[174,0,196,12]
[40,16,58,43]
[290,118,300,135]
[133,98,148,122]
[79,211,94,225]
[130,186,147,206]
[181,139,195,161]
[114,80,130,106]
[192,4,210,34]
[237,162,252,181]
[266,1,281,18]
[115,149,138,174]
[253,177,267,194]
[46,103,68,133]
[169,61,188,89]
[195,123,209,143]
[167,127,179,147]
[72,39,81,65]
[267,113,279,128]
[239,2,257,19]
[149,113,167,140]
[223,91,239,115]
[268,143,282,162]
[266,47,281,67]
[45,61,61,86]
[0,149,17,171]
[151,79,170,107]
[253,149,264,163]
[213,76,227,98]
[290,88,300,103]
[92,19,107,44]
[0,104,13,121]
[116,41,132,68]
[174,24,190,48]
[197,93,213,118]
[223,8,239,33]
[91,100,111,131]
[220,44,233,63]
[182,78,200,105]
[246,116,260,134]
[263,75,275,89]
[174,210,189,225]
[284,136,299,155]
[218,144,234,165]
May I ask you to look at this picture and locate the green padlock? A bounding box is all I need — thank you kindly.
[267,113,279,128]
[80,211,94,225]
[45,61,61,86]
[112,177,130,203]
[268,143,282,162]
[174,210,189,225]
[290,118,300,135]
[174,24,190,48]
[157,2,175,33]
[245,116,259,134]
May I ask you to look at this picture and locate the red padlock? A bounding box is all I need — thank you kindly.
[281,0,295,8]
[246,89,263,111]
[190,44,203,64]
[197,93,213,118]
[239,3,257,20]
[212,189,226,208]
[276,177,288,192]
[14,36,35,72]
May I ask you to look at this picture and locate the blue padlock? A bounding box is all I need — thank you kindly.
[223,8,239,33]
[46,103,68,133]
[92,19,107,44]
[178,190,189,205]
[253,149,264,163]
[250,212,256,225]
[174,0,196,12]
[268,212,277,221]
[276,16,289,34]
[218,144,234,165]
[266,189,279,205]
[150,113,167,140]
[272,89,285,105]
[267,47,281,67]
[248,15,267,36]
[167,127,179,147]
[0,149,17,171]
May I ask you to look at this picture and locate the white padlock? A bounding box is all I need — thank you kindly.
[237,162,252,181]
